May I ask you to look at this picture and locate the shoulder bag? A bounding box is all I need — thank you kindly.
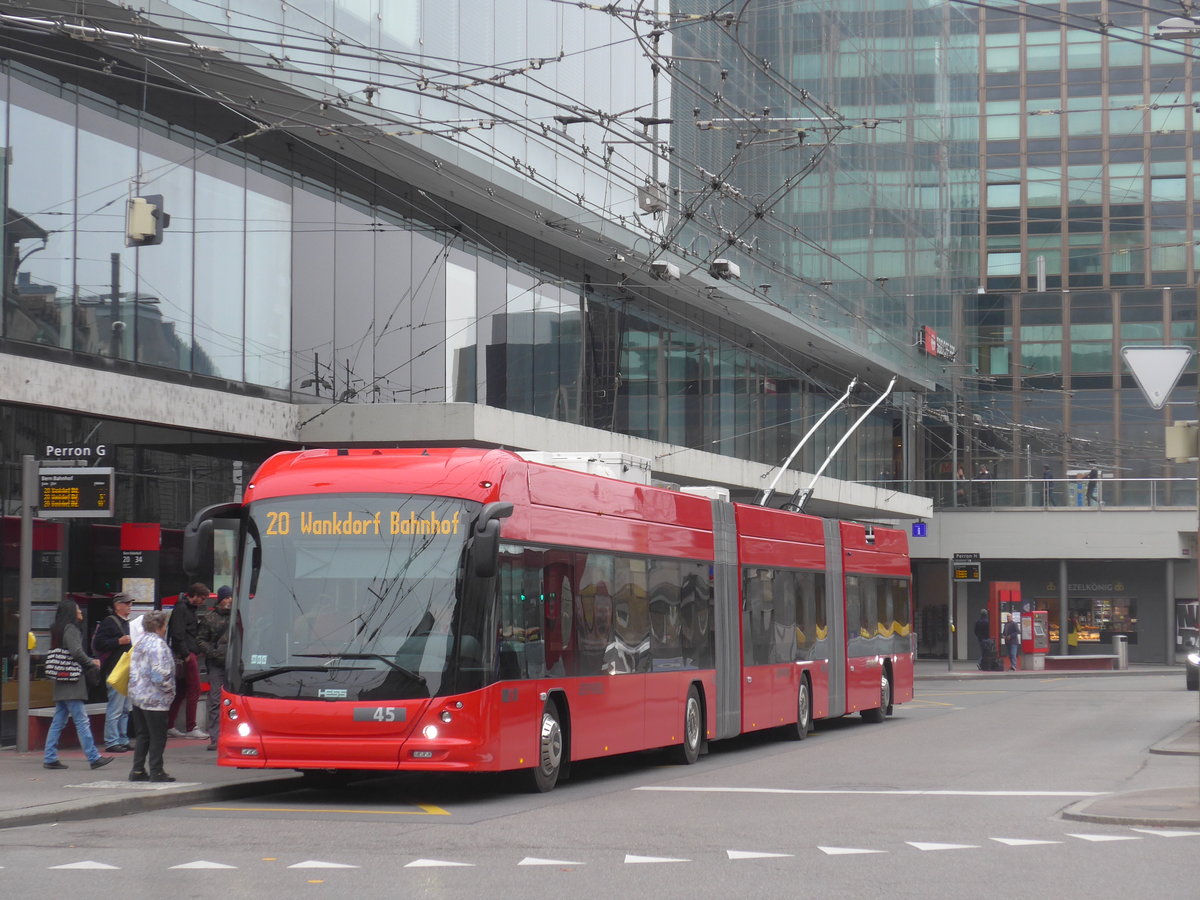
[107,649,132,696]
[45,647,82,683]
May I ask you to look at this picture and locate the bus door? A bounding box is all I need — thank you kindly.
[741,567,777,731]
[843,574,883,714]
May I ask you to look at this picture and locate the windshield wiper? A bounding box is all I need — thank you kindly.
[294,653,427,685]
[241,665,339,684]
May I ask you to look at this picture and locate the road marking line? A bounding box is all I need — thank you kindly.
[189,803,449,815]
[818,846,885,855]
[405,859,473,868]
[1067,834,1142,842]
[727,850,793,860]
[1130,828,1200,838]
[907,842,979,851]
[289,860,359,869]
[625,854,690,864]
[991,838,1061,846]
[170,860,238,869]
[635,787,1104,798]
[519,857,584,866]
[50,861,119,869]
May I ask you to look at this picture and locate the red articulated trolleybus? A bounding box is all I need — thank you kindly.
[183,447,913,791]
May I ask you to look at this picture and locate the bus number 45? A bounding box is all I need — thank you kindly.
[353,707,404,722]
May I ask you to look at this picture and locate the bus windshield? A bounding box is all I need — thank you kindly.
[230,493,486,701]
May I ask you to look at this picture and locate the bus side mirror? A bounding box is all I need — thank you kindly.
[183,519,214,578]
[183,501,243,578]
[472,502,514,578]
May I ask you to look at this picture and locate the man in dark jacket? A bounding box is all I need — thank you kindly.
[95,592,135,751]
[972,608,989,658]
[166,583,207,738]
[198,586,233,750]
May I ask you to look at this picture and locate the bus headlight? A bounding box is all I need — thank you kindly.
[440,710,453,723]
[422,724,439,740]
[236,722,252,738]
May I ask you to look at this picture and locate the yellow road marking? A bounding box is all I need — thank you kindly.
[192,803,449,816]
[907,698,955,707]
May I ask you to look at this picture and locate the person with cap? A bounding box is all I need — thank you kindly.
[198,585,233,751]
[94,592,135,752]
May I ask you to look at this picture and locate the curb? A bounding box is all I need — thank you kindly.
[0,775,303,831]
[1060,789,1200,829]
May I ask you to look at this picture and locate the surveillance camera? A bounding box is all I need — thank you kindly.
[111,321,126,332]
[708,258,739,280]
[649,260,680,281]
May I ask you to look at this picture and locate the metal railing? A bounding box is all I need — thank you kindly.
[889,477,1197,511]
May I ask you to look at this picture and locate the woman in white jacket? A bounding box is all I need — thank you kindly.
[128,611,176,782]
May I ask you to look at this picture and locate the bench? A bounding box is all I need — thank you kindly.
[1043,654,1118,672]
[28,702,107,750]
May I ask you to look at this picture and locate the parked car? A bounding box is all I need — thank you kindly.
[1187,649,1199,691]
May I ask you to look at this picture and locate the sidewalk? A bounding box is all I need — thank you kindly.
[915,659,1181,680]
[0,734,300,830]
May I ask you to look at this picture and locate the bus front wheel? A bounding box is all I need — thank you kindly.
[526,703,564,793]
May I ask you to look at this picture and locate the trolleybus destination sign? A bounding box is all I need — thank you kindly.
[38,466,114,518]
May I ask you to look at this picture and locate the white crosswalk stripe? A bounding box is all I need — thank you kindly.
[518,857,584,866]
[404,859,473,868]
[625,854,690,864]
[907,842,979,851]
[1066,834,1142,842]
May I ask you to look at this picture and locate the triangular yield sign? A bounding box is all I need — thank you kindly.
[1121,345,1192,409]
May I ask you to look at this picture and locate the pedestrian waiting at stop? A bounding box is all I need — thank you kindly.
[167,583,208,740]
[129,610,176,782]
[94,592,135,753]
[1002,613,1021,672]
[199,585,233,751]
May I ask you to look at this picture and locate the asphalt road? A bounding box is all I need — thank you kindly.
[1,674,1196,899]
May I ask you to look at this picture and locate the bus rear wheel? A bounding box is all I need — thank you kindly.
[786,677,812,740]
[861,670,891,724]
[526,703,564,793]
[671,685,703,765]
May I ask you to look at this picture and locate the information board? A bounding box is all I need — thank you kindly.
[38,467,114,518]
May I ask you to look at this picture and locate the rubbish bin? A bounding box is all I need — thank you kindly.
[1111,634,1127,670]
